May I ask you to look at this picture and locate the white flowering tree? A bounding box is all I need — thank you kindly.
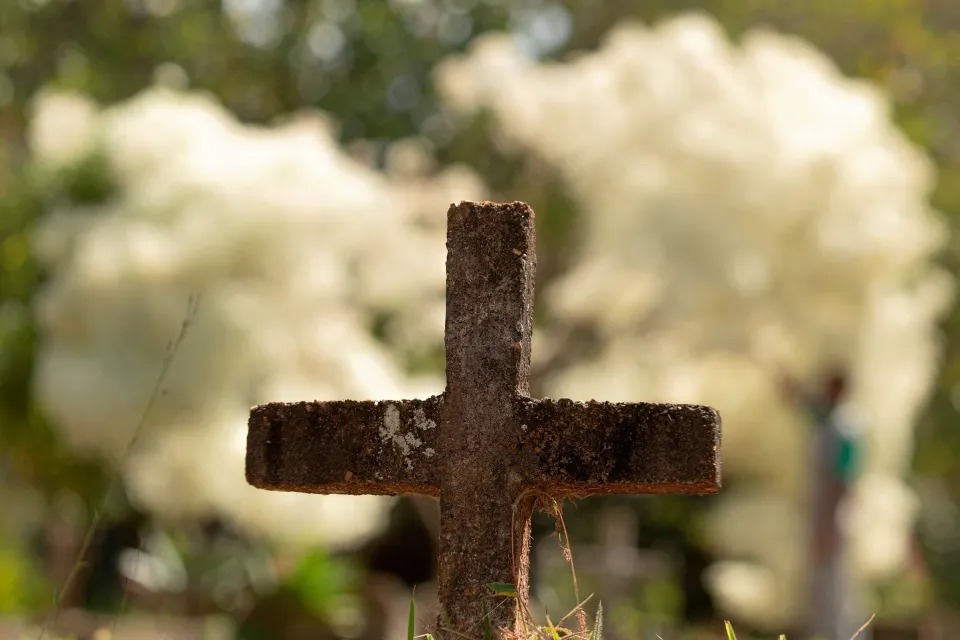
[436,13,950,628]
[28,87,484,547]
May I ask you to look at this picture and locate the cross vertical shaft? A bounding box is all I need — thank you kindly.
[438,201,536,630]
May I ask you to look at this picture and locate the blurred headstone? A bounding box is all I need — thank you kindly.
[535,504,676,638]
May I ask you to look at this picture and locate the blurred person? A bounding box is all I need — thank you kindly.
[785,370,868,640]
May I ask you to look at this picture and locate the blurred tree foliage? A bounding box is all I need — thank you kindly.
[562,0,960,612]
[4,0,960,624]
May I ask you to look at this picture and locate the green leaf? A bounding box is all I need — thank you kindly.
[544,612,562,640]
[289,549,359,616]
[487,582,517,597]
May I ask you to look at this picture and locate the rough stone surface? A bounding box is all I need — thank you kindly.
[247,398,442,496]
[246,201,722,637]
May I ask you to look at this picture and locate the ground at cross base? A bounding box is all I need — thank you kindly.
[4,586,953,640]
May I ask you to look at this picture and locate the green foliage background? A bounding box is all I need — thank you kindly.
[3,0,960,632]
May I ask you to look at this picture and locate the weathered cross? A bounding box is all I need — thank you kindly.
[246,201,721,636]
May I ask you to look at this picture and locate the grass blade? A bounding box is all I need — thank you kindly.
[724,620,738,640]
[591,602,603,640]
[544,612,563,640]
[39,296,199,640]
[850,613,876,640]
[407,587,416,640]
[482,599,493,640]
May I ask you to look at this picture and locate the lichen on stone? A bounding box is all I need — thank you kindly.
[380,403,433,469]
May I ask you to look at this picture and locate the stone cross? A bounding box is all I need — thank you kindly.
[246,201,721,636]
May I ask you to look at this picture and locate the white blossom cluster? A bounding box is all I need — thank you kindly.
[437,13,950,626]
[28,88,482,547]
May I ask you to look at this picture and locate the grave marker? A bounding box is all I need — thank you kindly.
[247,201,721,636]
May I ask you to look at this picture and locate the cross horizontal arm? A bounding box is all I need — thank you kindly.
[246,396,443,497]
[515,398,721,495]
